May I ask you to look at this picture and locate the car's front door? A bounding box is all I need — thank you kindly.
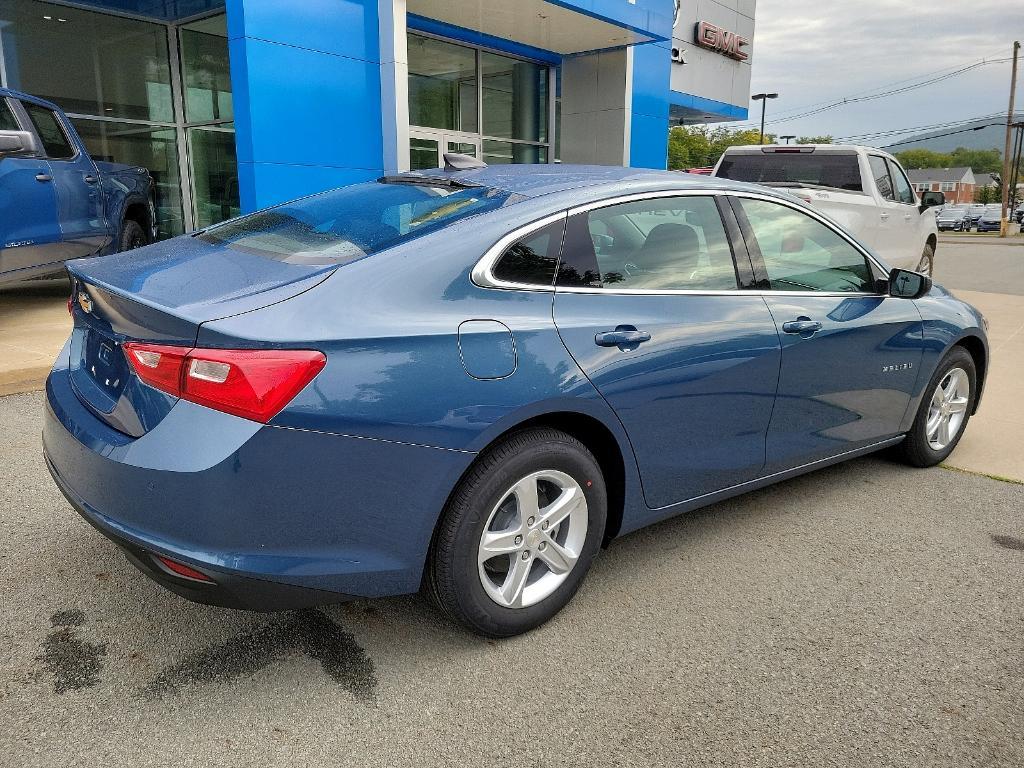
[0,97,62,276]
[21,101,109,259]
[732,195,924,472]
[552,193,781,509]
[866,154,918,270]
[886,157,925,269]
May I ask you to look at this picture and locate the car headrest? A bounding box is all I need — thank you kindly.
[638,223,700,268]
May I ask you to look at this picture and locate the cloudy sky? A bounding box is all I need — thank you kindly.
[742,0,1021,146]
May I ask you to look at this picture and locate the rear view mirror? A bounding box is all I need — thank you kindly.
[0,130,40,158]
[920,190,944,209]
[889,268,932,299]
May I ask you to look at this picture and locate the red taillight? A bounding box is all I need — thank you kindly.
[123,342,326,423]
[154,554,215,583]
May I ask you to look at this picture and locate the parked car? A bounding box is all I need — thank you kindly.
[936,206,970,231]
[0,88,154,286]
[976,205,1004,232]
[712,144,943,275]
[43,163,988,638]
[965,203,988,228]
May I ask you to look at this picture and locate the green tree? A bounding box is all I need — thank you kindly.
[974,184,1001,204]
[949,147,1002,174]
[667,125,775,170]
[797,135,833,144]
[893,148,952,170]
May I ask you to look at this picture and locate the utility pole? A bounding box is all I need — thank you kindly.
[1001,40,1019,237]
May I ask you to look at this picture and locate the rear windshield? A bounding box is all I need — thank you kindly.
[717,152,863,192]
[198,180,518,264]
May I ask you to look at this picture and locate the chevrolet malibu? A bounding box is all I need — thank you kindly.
[44,163,988,638]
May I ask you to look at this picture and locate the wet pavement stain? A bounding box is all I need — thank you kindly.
[991,534,1024,551]
[38,610,107,694]
[141,610,377,702]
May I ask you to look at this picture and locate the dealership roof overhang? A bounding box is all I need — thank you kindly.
[406,0,669,55]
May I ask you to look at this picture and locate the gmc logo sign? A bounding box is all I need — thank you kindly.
[694,21,749,61]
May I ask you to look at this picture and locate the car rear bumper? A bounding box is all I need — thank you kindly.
[43,354,475,609]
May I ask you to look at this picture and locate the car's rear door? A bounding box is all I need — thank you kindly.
[730,194,925,472]
[552,192,781,510]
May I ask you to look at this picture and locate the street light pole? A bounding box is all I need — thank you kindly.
[752,93,778,145]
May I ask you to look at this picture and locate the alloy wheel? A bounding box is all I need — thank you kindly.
[926,367,969,450]
[478,470,588,609]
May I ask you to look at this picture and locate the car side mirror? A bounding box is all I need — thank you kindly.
[920,190,944,210]
[0,130,40,158]
[888,268,932,299]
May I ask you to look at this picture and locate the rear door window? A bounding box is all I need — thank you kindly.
[560,196,738,291]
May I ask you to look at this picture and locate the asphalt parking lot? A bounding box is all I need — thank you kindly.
[1,236,1022,766]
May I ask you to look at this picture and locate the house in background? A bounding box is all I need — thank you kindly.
[906,167,976,205]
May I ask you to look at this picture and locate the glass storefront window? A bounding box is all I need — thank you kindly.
[407,33,551,169]
[0,1,173,122]
[483,140,548,166]
[481,52,547,143]
[408,35,478,133]
[71,119,184,238]
[180,14,233,123]
[189,126,240,229]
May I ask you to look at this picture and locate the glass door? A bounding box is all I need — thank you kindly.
[409,129,481,170]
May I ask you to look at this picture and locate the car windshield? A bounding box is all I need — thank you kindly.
[198,179,519,264]
[716,152,863,192]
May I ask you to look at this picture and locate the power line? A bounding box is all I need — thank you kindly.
[882,123,1004,149]
[835,112,1007,142]
[729,55,1014,132]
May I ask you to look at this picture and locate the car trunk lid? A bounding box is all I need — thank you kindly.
[65,235,336,436]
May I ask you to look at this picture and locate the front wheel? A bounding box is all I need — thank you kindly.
[426,428,607,637]
[916,242,935,277]
[894,347,976,467]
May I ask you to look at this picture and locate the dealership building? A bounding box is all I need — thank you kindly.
[1,0,755,237]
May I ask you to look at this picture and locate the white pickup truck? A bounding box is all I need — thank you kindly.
[712,144,943,276]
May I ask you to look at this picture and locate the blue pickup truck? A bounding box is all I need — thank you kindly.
[0,88,154,286]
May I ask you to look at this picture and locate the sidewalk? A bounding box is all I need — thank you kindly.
[943,289,1024,483]
[0,281,70,397]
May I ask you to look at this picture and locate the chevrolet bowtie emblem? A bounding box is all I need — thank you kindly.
[78,292,93,314]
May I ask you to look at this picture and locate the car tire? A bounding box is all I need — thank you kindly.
[118,219,148,252]
[426,427,607,637]
[894,346,976,468]
[916,242,935,276]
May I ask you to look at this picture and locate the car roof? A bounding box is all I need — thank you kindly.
[400,163,787,206]
[0,86,62,111]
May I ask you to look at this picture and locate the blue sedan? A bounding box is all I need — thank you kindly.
[44,162,989,637]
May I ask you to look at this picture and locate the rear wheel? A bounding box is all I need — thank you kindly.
[894,347,976,467]
[916,242,935,276]
[426,428,607,637]
[118,219,148,252]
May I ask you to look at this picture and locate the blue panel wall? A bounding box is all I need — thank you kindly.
[628,1,673,169]
[226,0,385,212]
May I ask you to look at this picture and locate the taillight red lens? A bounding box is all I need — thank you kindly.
[154,554,215,583]
[182,348,326,423]
[124,342,190,396]
[123,342,325,423]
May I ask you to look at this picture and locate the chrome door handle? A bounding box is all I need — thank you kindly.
[782,319,822,335]
[595,326,652,347]
[83,174,98,184]
[35,173,52,182]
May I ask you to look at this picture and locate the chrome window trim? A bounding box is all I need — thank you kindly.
[471,188,890,297]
